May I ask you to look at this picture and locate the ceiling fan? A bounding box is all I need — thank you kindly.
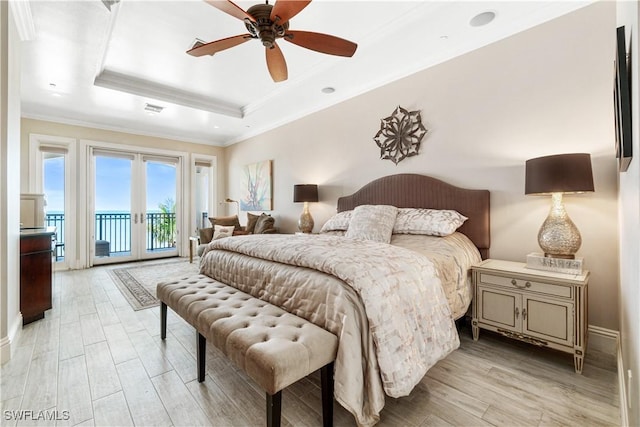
[187,0,358,82]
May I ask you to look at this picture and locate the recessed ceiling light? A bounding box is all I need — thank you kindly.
[321,87,335,94]
[470,11,496,27]
[440,35,449,40]
[213,125,220,129]
[144,103,164,114]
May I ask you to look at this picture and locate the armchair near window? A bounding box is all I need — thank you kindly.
[196,214,277,257]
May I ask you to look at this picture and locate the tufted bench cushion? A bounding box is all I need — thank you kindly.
[157,274,338,426]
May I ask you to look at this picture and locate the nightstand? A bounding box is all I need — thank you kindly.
[471,259,589,373]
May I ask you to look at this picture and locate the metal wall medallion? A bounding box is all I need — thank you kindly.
[373,106,428,164]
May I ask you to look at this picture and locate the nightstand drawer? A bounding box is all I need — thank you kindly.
[478,273,572,298]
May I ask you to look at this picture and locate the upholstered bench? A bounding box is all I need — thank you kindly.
[157,275,338,427]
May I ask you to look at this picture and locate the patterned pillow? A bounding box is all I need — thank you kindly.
[320,210,353,233]
[345,205,398,243]
[213,225,234,240]
[393,208,467,236]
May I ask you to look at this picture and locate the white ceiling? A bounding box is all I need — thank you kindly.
[18,0,591,147]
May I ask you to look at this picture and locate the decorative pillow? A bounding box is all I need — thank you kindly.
[246,212,260,234]
[213,225,234,240]
[345,205,398,243]
[253,213,275,234]
[198,227,214,244]
[209,215,241,229]
[320,210,353,233]
[393,208,468,236]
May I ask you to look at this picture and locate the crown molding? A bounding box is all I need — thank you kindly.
[9,0,35,41]
[94,68,244,118]
[21,112,226,147]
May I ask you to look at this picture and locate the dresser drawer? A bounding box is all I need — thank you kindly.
[478,273,572,298]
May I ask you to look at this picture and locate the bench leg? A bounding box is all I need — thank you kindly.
[266,391,282,427]
[197,332,206,382]
[321,362,334,427]
[160,302,167,340]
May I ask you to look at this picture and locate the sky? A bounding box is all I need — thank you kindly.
[44,155,176,213]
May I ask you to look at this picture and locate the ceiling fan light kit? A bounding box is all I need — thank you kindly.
[188,0,358,82]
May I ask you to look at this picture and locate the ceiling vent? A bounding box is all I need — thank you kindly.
[144,103,164,114]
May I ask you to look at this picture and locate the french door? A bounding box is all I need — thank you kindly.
[90,149,180,265]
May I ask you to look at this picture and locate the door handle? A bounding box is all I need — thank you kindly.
[134,213,138,224]
[522,308,527,320]
[140,213,145,224]
[515,307,519,319]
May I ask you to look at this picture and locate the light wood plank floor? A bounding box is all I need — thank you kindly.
[1,259,620,426]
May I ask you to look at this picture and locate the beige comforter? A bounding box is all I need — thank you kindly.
[200,234,460,426]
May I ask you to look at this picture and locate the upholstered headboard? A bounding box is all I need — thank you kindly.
[337,174,491,259]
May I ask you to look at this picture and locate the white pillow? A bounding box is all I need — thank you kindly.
[393,208,467,236]
[345,205,398,243]
[320,210,353,233]
[213,225,234,240]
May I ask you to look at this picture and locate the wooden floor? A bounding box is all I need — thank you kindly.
[1,260,620,426]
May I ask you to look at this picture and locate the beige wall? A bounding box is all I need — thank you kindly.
[225,2,619,330]
[616,0,639,423]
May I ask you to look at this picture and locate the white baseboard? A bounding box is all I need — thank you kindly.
[0,312,22,364]
[617,338,630,427]
[586,326,627,425]
[587,324,618,356]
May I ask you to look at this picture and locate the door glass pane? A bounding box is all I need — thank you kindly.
[95,155,132,257]
[145,160,177,253]
[195,165,210,229]
[43,154,65,262]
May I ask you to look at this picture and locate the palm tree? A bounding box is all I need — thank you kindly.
[149,198,176,248]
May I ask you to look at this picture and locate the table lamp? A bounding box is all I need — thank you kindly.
[293,184,318,233]
[525,153,594,259]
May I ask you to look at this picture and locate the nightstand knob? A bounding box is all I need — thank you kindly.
[510,279,532,289]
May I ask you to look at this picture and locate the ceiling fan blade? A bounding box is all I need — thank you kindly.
[284,30,357,57]
[266,42,288,82]
[270,0,311,24]
[204,0,254,22]
[187,34,252,57]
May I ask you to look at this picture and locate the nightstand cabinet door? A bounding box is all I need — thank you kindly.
[522,296,574,347]
[476,285,521,332]
[471,259,589,374]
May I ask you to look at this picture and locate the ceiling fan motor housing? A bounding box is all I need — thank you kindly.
[245,3,288,48]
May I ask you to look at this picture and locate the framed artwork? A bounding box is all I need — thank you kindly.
[240,160,272,211]
[614,26,632,172]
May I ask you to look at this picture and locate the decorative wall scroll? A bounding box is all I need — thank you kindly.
[373,106,428,165]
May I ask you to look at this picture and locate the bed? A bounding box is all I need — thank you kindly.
[199,173,490,427]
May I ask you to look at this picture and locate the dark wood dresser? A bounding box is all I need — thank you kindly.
[20,227,56,325]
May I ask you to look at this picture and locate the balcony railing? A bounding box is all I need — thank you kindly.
[47,212,179,258]
[45,213,65,260]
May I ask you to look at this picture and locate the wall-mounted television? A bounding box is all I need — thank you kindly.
[614,25,632,172]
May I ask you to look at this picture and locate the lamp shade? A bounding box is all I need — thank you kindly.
[293,184,318,203]
[525,153,594,195]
